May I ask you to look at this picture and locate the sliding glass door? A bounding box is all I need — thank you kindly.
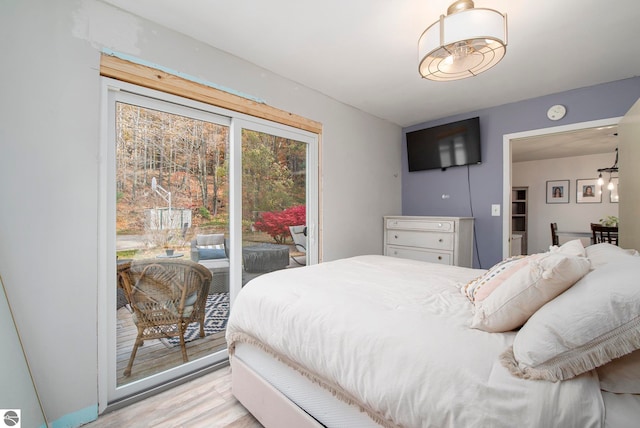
[100,79,318,407]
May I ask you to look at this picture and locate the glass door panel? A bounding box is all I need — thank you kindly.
[241,128,309,285]
[108,88,231,401]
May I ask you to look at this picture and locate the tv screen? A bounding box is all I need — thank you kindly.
[406,117,481,172]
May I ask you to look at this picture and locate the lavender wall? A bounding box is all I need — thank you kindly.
[402,77,640,269]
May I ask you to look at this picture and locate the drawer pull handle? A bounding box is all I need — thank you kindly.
[394,234,398,239]
[438,238,443,243]
[438,256,442,260]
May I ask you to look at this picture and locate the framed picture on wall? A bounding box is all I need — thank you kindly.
[609,177,619,203]
[576,178,602,203]
[546,180,569,204]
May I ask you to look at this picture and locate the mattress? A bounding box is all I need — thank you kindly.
[234,343,640,428]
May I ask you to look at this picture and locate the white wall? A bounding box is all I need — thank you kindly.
[513,153,619,254]
[0,0,401,424]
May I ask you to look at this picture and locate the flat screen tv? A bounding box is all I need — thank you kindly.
[406,117,481,172]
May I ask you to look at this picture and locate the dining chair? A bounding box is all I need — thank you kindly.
[590,223,619,246]
[550,223,559,246]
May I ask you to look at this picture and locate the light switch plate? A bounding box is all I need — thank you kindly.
[491,204,500,216]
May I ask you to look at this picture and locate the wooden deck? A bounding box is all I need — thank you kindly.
[116,256,305,385]
[117,306,228,386]
[98,259,310,425]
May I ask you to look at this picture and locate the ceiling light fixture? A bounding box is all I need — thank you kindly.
[418,0,507,81]
[597,146,618,187]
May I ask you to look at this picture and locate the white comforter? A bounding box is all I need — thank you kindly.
[226,255,604,428]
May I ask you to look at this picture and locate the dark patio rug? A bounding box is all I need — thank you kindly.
[161,292,229,347]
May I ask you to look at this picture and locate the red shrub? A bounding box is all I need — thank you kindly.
[254,205,306,244]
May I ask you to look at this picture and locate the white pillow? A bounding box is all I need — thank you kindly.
[501,258,640,381]
[597,349,640,394]
[549,239,586,257]
[585,243,639,269]
[465,252,590,332]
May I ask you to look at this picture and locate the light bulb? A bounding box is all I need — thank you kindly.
[597,174,603,186]
[608,180,614,191]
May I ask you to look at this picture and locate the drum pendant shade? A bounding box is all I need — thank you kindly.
[418,1,507,81]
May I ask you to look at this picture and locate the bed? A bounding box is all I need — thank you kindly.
[226,241,640,428]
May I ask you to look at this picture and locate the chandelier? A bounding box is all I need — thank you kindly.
[418,0,507,81]
[597,147,618,191]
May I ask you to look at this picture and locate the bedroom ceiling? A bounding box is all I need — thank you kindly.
[99,0,637,161]
[99,0,640,129]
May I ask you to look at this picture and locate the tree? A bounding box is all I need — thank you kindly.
[241,130,306,225]
[254,205,306,244]
[115,103,230,235]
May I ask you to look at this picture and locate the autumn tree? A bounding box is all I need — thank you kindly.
[241,130,306,225]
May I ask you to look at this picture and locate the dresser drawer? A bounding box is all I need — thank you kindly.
[386,246,452,265]
[386,230,453,251]
[385,218,454,232]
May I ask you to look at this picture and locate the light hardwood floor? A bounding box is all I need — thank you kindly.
[84,365,263,428]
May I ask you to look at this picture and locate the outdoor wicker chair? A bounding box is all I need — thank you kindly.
[118,258,212,377]
[289,225,307,266]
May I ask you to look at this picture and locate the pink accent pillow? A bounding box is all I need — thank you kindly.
[463,252,590,332]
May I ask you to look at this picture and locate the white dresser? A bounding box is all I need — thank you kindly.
[383,216,474,268]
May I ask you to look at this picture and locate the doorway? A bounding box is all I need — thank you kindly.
[502,117,622,258]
